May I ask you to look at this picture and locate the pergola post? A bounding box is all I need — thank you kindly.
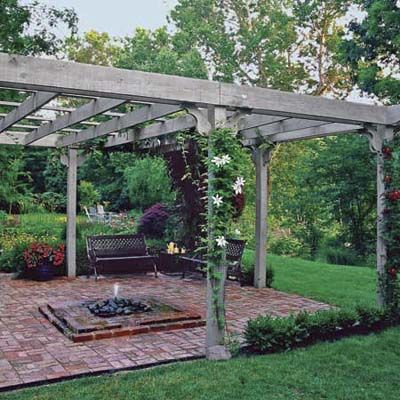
[66,147,78,278]
[188,105,232,360]
[253,146,271,288]
[367,125,394,306]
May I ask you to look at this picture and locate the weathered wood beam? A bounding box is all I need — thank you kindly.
[23,98,125,145]
[105,114,196,148]
[241,118,328,139]
[238,115,288,130]
[57,104,182,148]
[0,132,59,146]
[0,113,99,126]
[387,105,400,125]
[0,91,57,133]
[0,53,389,125]
[242,123,363,146]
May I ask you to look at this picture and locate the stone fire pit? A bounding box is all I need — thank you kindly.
[88,297,153,317]
[39,296,204,343]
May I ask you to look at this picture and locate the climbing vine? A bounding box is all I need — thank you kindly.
[382,137,400,309]
[177,128,248,331]
[206,128,248,330]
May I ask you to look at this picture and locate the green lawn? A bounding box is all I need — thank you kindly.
[4,254,397,400]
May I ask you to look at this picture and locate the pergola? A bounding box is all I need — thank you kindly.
[0,53,399,358]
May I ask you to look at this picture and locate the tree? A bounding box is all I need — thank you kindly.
[65,30,117,66]
[293,0,352,97]
[341,0,400,104]
[115,27,208,78]
[0,0,77,56]
[124,156,176,210]
[170,0,305,88]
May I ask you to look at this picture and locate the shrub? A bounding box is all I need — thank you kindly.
[124,156,176,210]
[137,203,170,239]
[323,246,359,266]
[78,181,100,210]
[268,234,308,258]
[241,249,274,287]
[39,191,66,213]
[245,305,400,354]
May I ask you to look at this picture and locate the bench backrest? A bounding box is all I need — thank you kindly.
[87,234,147,258]
[226,239,245,262]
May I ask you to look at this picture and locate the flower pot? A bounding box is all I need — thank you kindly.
[34,261,55,281]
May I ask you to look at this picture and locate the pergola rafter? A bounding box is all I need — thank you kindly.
[0,52,399,359]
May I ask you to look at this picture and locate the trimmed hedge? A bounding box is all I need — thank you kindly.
[244,305,400,354]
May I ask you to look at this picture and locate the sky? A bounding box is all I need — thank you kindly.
[22,0,178,37]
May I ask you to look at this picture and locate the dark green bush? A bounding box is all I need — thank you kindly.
[323,246,359,266]
[245,305,400,354]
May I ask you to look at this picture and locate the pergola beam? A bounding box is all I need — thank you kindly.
[0,53,388,125]
[105,114,196,148]
[387,105,400,125]
[23,98,126,145]
[0,91,57,133]
[0,132,59,147]
[241,118,328,139]
[57,104,182,148]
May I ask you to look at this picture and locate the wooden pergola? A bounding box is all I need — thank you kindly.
[0,53,399,358]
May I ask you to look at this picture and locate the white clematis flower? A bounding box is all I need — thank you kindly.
[212,194,223,207]
[211,154,231,168]
[232,176,245,195]
[216,236,228,247]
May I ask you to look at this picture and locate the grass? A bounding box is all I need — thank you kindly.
[1,225,392,399]
[3,328,400,400]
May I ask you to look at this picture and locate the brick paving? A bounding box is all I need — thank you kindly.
[0,273,330,390]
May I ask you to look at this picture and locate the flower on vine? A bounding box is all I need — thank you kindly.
[216,236,228,247]
[232,176,246,195]
[212,194,223,207]
[211,154,231,167]
[234,229,241,236]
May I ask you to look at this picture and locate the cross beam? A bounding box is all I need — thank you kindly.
[0,53,388,125]
[57,104,182,147]
[0,91,57,133]
[23,98,126,145]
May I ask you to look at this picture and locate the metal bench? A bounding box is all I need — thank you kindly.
[86,234,158,280]
[180,239,246,282]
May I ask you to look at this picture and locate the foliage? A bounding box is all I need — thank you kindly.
[137,203,170,239]
[0,153,33,213]
[37,192,66,213]
[115,27,208,79]
[124,156,176,210]
[322,246,360,267]
[170,0,306,88]
[78,181,100,210]
[268,234,306,258]
[341,0,400,104]
[0,0,77,56]
[381,137,400,308]
[245,305,399,354]
[65,30,117,66]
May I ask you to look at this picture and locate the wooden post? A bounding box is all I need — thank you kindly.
[66,147,78,278]
[368,125,394,306]
[203,105,231,360]
[254,146,271,288]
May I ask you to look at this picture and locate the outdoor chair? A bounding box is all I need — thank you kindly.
[180,239,246,282]
[86,233,158,280]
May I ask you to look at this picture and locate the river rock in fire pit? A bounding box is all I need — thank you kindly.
[88,297,153,317]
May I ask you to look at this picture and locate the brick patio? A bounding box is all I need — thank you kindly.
[0,273,330,391]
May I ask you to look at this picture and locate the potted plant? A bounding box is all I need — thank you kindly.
[23,242,65,281]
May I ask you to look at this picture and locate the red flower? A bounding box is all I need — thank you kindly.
[388,268,397,278]
[23,242,65,269]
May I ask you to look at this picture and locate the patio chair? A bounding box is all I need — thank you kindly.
[84,206,98,222]
[180,239,246,282]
